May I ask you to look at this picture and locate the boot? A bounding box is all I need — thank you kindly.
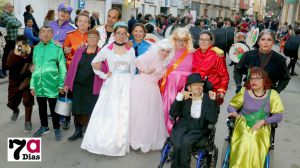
[67,123,83,141]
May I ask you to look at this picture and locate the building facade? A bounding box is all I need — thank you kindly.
[1,0,255,27]
[281,0,300,25]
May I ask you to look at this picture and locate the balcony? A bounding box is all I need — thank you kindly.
[240,0,249,9]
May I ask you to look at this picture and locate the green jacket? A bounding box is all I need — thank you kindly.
[30,40,66,98]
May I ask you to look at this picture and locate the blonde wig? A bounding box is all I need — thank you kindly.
[170,27,193,52]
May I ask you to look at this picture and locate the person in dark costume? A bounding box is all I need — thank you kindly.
[64,29,107,141]
[6,35,34,132]
[170,73,219,168]
[234,29,290,94]
[284,29,300,76]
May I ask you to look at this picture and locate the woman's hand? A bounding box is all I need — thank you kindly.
[252,120,266,131]
[64,47,71,54]
[92,62,102,70]
[142,67,156,74]
[77,42,87,49]
[216,93,224,105]
[107,72,112,78]
[125,41,133,48]
[228,112,239,118]
[64,86,69,93]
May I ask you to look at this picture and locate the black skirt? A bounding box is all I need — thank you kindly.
[72,52,98,116]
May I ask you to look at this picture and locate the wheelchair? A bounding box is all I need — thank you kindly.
[157,122,219,168]
[221,117,278,168]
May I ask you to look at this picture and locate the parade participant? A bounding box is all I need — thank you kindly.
[131,23,151,57]
[284,29,300,76]
[130,39,173,153]
[48,3,75,44]
[228,67,284,168]
[61,13,89,129]
[6,35,34,132]
[234,29,290,94]
[211,22,227,56]
[160,28,194,134]
[170,73,219,168]
[228,32,249,66]
[96,7,121,47]
[64,13,89,69]
[0,2,22,78]
[192,31,229,105]
[239,18,249,33]
[64,29,106,141]
[30,26,67,141]
[81,22,135,156]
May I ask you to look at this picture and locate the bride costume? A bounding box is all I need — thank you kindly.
[81,42,136,156]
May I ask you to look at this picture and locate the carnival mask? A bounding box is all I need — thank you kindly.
[14,41,31,56]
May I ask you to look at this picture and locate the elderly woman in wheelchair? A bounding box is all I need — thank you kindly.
[222,67,284,168]
[158,73,220,168]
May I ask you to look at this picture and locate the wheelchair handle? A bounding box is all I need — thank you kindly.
[271,123,278,128]
[226,117,235,128]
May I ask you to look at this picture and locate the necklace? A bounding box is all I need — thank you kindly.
[114,41,125,46]
[252,89,266,98]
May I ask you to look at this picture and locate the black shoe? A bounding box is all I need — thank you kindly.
[0,71,6,78]
[228,61,235,66]
[67,127,83,141]
[2,70,7,77]
[62,121,70,130]
[290,72,298,76]
[11,109,20,121]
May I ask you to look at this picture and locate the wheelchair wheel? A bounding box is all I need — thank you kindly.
[221,140,230,168]
[197,145,218,168]
[158,138,172,168]
[210,144,218,168]
[265,150,274,168]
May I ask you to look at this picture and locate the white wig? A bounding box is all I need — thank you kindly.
[147,39,174,66]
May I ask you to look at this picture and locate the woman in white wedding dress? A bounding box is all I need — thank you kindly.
[81,22,136,156]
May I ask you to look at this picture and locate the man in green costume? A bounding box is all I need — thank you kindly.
[30,26,66,141]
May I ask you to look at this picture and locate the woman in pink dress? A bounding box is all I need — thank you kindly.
[130,39,173,153]
[160,28,194,135]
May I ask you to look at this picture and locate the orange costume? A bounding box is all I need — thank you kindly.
[63,29,88,69]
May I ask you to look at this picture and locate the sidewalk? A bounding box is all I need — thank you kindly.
[0,77,8,84]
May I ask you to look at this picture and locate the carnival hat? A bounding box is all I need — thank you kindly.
[185,73,204,89]
[185,73,213,91]
[58,3,73,14]
[113,22,128,29]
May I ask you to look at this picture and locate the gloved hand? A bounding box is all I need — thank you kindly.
[216,93,224,105]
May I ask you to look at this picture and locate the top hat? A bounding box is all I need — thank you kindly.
[185,73,204,89]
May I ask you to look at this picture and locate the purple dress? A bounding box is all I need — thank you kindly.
[130,50,168,153]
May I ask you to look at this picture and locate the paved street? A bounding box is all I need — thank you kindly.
[0,52,300,168]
